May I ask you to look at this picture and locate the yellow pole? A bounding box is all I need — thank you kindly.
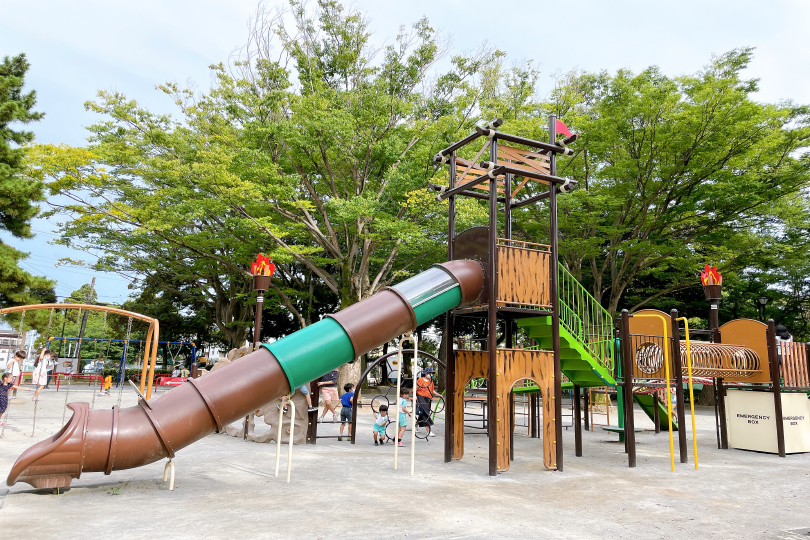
[146,320,159,400]
[634,314,675,472]
[677,317,699,470]
[139,324,154,395]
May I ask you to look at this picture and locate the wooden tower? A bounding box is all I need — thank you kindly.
[432,116,578,475]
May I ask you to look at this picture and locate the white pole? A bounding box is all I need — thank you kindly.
[274,400,284,477]
[410,334,418,476]
[286,398,295,483]
[393,337,405,470]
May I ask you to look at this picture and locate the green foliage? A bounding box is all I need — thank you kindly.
[19,7,810,344]
[31,3,496,347]
[518,49,810,315]
[0,53,55,333]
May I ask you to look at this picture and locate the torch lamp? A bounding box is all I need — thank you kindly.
[251,254,276,350]
[700,264,723,340]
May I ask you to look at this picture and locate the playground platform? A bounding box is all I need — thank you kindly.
[0,387,808,539]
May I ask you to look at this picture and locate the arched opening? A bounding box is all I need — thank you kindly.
[507,378,546,463]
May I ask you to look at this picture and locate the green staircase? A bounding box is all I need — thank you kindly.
[517,264,616,388]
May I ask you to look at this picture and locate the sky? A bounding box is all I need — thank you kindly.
[1,0,808,308]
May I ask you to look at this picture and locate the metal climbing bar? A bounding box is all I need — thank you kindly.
[557,263,615,374]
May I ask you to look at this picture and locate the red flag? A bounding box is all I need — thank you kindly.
[555,119,573,138]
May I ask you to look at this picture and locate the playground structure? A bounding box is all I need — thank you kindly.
[6,260,486,489]
[0,304,162,399]
[620,306,810,462]
[47,336,195,375]
[4,117,810,491]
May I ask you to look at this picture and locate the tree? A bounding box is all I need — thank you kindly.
[30,1,495,391]
[515,49,810,314]
[0,53,55,334]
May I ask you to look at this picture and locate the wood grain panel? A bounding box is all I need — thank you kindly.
[453,349,556,472]
[497,245,551,308]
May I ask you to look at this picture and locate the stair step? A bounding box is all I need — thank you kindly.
[516,316,616,388]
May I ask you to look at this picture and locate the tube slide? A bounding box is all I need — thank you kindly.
[7,261,483,489]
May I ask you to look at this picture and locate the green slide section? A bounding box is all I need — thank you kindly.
[265,265,463,390]
[633,394,678,431]
[512,381,573,394]
[518,315,616,388]
[265,318,356,391]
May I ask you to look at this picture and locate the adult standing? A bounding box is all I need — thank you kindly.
[415,368,442,437]
[317,368,339,422]
[5,350,24,398]
[775,324,793,366]
[31,348,52,401]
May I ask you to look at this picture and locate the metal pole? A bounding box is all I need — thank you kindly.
[548,114,563,472]
[767,319,786,457]
[254,291,264,350]
[286,398,296,483]
[74,277,96,370]
[620,310,636,467]
[487,132,499,476]
[670,310,688,463]
[410,336,418,476]
[275,400,284,476]
[573,383,582,457]
[393,335,407,470]
[445,151,456,463]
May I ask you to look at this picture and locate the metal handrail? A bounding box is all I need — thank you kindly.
[558,263,615,374]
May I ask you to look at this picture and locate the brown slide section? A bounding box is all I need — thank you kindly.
[8,259,484,490]
[8,348,289,489]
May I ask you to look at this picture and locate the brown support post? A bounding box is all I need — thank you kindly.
[573,383,582,457]
[487,134,499,476]
[253,291,263,350]
[583,390,590,431]
[653,393,660,434]
[530,393,538,438]
[670,310,688,463]
[620,310,636,467]
[548,115,563,472]
[767,320,786,457]
[717,378,728,449]
[307,377,321,444]
[713,381,722,449]
[445,151,457,463]
[709,297,729,449]
[509,391,515,461]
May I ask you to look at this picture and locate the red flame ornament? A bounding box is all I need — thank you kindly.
[700,264,722,286]
[251,254,276,277]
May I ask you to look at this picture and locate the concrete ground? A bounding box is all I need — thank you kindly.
[0,385,809,539]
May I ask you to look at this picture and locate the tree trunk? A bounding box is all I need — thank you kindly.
[696,385,716,406]
[338,361,361,398]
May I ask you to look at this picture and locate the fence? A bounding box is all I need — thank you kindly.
[779,341,810,388]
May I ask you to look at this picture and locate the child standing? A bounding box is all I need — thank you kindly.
[396,388,411,447]
[31,348,52,401]
[1,372,31,423]
[5,350,24,398]
[338,383,354,441]
[373,404,388,445]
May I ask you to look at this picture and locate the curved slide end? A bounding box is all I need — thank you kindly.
[7,402,89,489]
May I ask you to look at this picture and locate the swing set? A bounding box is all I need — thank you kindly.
[49,337,196,373]
[0,303,163,399]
